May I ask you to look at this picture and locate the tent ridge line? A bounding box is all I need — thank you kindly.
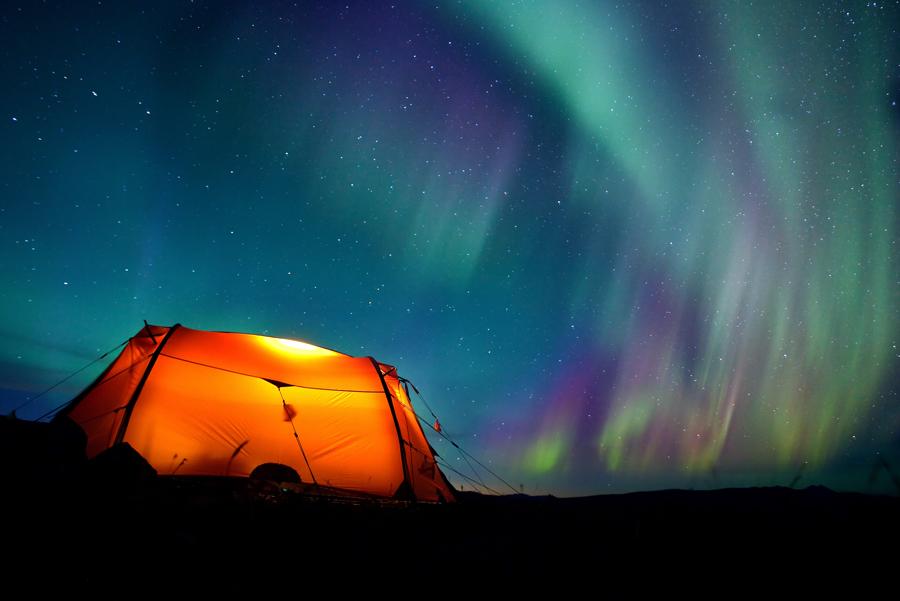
[367,356,412,500]
[156,351,385,394]
[113,323,182,446]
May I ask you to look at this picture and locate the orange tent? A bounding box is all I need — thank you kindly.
[56,323,456,502]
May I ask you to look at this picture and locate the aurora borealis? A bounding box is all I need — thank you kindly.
[1,1,897,496]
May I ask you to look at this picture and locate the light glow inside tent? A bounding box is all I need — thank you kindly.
[262,336,341,357]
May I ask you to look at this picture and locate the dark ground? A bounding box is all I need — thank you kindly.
[2,416,898,590]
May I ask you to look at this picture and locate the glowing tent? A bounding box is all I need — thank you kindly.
[56,323,455,502]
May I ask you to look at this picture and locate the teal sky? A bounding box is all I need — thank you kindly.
[1,1,897,496]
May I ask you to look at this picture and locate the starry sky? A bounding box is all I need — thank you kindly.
[1,1,898,496]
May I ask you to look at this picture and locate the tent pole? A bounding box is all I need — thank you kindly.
[368,357,413,501]
[113,323,181,445]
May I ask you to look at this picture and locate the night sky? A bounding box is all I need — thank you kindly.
[1,1,898,496]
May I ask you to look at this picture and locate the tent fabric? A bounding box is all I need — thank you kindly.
[57,323,455,502]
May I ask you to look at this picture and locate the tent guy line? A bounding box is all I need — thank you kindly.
[13,336,133,416]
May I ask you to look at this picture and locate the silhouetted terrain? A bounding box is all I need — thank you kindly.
[2,416,897,589]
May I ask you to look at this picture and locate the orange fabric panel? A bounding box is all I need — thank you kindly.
[281,385,403,494]
[66,326,168,457]
[64,323,456,501]
[383,373,456,502]
[162,327,384,393]
[122,355,404,496]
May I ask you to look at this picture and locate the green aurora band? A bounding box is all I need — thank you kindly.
[453,1,897,478]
